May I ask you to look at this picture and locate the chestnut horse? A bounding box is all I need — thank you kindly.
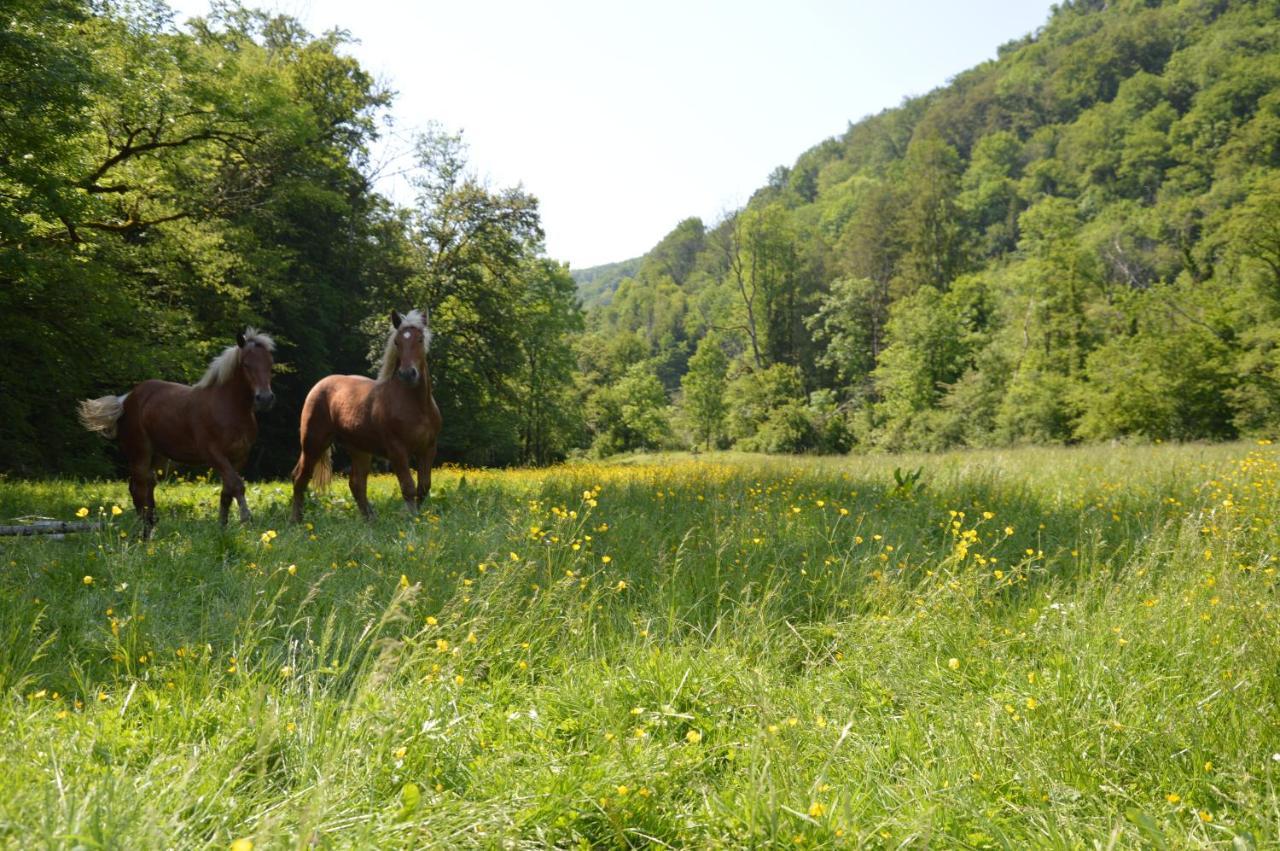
[78,330,276,536]
[291,309,442,521]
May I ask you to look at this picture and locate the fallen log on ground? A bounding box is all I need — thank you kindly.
[0,519,102,537]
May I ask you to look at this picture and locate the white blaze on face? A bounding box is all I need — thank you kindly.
[403,331,411,339]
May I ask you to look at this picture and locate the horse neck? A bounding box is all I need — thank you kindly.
[211,364,256,414]
[421,358,434,401]
[411,356,434,404]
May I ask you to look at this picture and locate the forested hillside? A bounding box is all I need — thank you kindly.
[1,0,582,475]
[576,0,1280,456]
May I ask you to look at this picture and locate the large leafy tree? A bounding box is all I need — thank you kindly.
[680,332,729,449]
[392,126,579,466]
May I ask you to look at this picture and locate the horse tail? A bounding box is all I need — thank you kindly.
[312,445,334,492]
[78,394,127,439]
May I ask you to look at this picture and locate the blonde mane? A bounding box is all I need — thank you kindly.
[193,328,276,389]
[377,310,432,380]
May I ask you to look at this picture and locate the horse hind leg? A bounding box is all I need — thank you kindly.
[290,450,315,524]
[292,438,333,523]
[128,464,157,539]
[119,422,156,537]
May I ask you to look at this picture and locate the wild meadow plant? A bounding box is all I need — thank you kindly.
[0,443,1277,847]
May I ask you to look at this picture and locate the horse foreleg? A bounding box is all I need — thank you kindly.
[210,453,249,526]
[348,451,375,520]
[219,488,235,526]
[415,442,437,509]
[387,447,417,514]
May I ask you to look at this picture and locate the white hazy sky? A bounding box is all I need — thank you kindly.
[165,0,1057,269]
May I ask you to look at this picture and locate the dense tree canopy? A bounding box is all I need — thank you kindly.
[1,0,581,475]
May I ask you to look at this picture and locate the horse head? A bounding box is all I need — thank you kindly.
[389,309,431,388]
[236,329,277,411]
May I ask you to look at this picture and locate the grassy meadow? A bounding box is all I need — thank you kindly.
[0,443,1278,848]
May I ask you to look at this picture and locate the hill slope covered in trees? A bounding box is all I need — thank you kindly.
[575,0,1280,456]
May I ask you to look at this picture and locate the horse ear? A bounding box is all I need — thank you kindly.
[236,331,246,348]
[391,310,402,329]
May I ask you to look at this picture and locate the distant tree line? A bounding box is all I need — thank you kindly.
[7,0,1280,477]
[573,0,1280,456]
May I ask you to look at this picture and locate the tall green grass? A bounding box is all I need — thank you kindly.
[0,443,1277,848]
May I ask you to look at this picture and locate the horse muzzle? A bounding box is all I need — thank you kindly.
[254,391,276,412]
[397,367,420,386]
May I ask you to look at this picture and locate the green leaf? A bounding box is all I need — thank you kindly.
[1124,809,1169,850]
[395,782,421,821]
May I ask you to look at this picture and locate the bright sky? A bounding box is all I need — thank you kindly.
[166,0,1057,269]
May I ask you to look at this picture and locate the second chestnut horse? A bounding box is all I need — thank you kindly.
[291,309,442,521]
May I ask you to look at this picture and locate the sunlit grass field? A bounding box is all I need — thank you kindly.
[1,443,1278,848]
